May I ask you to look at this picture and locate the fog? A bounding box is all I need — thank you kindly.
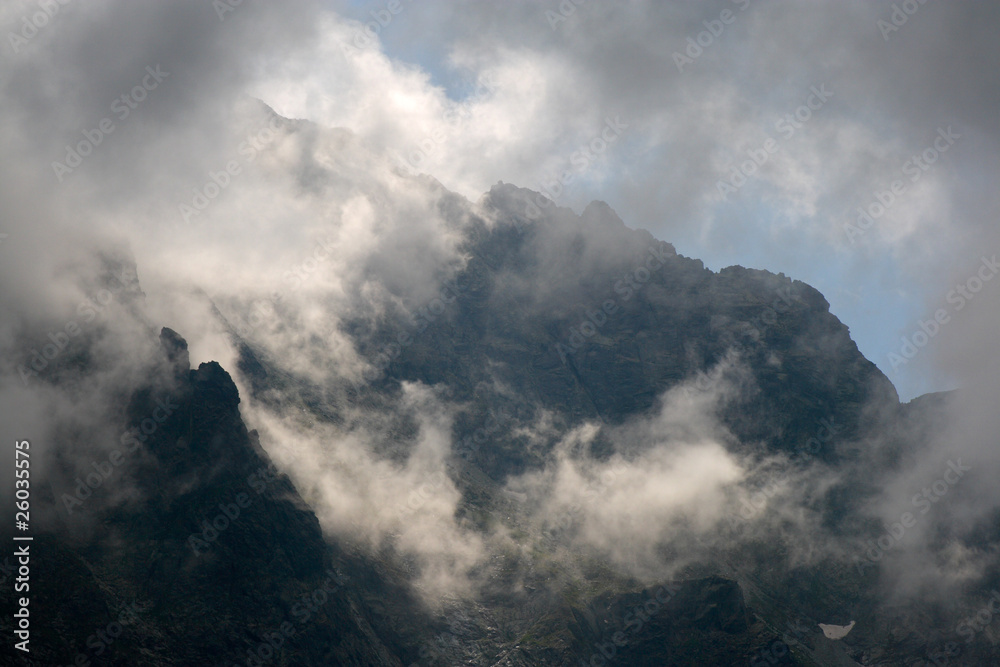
[1,0,998,618]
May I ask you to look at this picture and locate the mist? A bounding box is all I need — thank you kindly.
[2,1,999,646]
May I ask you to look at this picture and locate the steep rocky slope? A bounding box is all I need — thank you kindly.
[3,185,995,665]
[1,324,424,666]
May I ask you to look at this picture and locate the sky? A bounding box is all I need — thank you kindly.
[267,0,1000,402]
[2,1,997,401]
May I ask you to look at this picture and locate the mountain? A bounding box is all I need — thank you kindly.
[3,176,996,666]
[1,319,426,665]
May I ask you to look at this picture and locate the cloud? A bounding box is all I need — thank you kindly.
[502,357,753,581]
[2,0,999,622]
[245,381,491,601]
[277,1,1000,401]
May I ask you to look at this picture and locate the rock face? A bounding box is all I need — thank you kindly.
[361,182,899,480]
[564,577,760,665]
[3,187,996,665]
[0,328,422,666]
[0,324,808,667]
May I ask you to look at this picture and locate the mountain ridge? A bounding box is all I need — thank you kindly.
[2,183,991,665]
